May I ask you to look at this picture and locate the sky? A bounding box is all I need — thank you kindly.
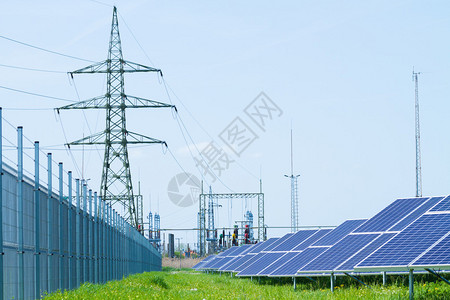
[1,0,450,248]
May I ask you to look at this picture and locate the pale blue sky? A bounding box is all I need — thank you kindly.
[1,1,450,246]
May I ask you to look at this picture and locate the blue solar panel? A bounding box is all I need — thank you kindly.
[258,252,298,276]
[211,256,235,269]
[313,219,367,246]
[207,245,254,269]
[196,255,218,269]
[237,252,285,276]
[218,245,254,270]
[292,229,332,251]
[355,198,427,233]
[219,255,250,271]
[271,230,318,251]
[264,233,294,251]
[356,213,450,269]
[192,255,216,269]
[248,238,279,253]
[390,197,443,231]
[221,241,277,272]
[235,253,263,272]
[412,233,450,266]
[205,257,226,269]
[299,234,378,273]
[429,195,450,212]
[269,247,328,276]
[336,233,396,271]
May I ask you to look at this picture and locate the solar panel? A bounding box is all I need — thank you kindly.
[291,229,332,251]
[263,233,294,251]
[205,257,227,269]
[248,238,279,253]
[218,245,254,270]
[313,219,367,246]
[237,252,285,276]
[195,255,218,269]
[390,197,443,231]
[299,234,379,273]
[269,247,329,277]
[200,247,239,269]
[258,252,298,276]
[192,255,216,269]
[271,230,318,252]
[356,213,450,271]
[205,245,254,270]
[219,254,250,271]
[429,195,450,212]
[219,240,279,272]
[335,233,396,272]
[355,198,427,233]
[412,233,450,267]
[235,253,264,272]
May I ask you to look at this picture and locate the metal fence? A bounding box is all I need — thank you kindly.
[0,109,162,299]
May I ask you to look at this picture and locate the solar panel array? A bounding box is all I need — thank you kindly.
[193,195,450,277]
[356,196,450,272]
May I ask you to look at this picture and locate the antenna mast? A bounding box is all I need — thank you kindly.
[413,69,422,197]
[284,129,300,232]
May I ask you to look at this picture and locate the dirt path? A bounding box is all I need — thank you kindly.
[162,257,206,269]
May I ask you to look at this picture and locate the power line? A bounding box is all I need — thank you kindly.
[0,35,95,63]
[0,85,75,103]
[0,63,66,74]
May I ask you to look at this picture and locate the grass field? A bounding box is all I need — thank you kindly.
[44,267,450,299]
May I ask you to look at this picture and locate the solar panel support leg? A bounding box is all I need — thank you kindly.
[330,272,334,292]
[343,272,370,288]
[425,268,450,286]
[293,277,296,290]
[382,272,387,286]
[409,269,414,300]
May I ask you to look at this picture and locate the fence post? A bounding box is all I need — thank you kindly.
[34,141,40,299]
[67,171,72,290]
[0,108,3,300]
[113,209,116,280]
[47,153,53,293]
[115,212,120,279]
[108,205,112,281]
[88,189,92,282]
[17,127,24,300]
[102,201,106,283]
[75,179,80,288]
[94,192,98,284]
[83,183,87,283]
[98,198,103,284]
[58,162,64,291]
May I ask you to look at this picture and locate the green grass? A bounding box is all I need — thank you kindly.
[44,268,450,299]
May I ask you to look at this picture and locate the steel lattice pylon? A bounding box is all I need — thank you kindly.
[57,6,174,229]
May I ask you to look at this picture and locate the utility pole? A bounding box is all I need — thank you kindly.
[284,129,300,232]
[57,6,174,229]
[413,70,422,197]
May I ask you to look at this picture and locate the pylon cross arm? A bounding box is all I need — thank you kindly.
[126,131,166,145]
[69,60,161,75]
[56,95,175,111]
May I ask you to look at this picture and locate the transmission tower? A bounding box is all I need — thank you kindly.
[284,129,299,232]
[413,70,422,197]
[57,6,174,229]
